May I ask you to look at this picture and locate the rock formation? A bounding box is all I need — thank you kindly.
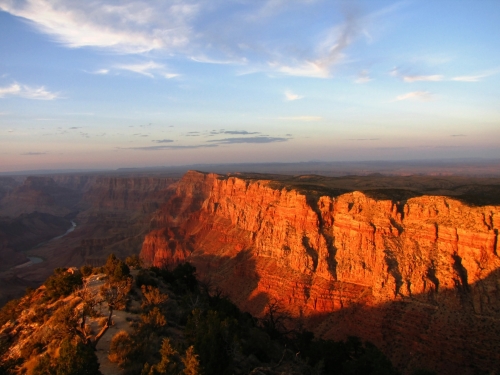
[140,171,500,374]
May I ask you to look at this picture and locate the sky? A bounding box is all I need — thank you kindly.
[0,0,499,172]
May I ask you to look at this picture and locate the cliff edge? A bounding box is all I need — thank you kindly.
[140,171,500,374]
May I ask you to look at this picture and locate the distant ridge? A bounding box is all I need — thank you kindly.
[2,158,500,177]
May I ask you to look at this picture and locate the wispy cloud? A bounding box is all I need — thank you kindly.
[355,70,372,83]
[89,69,109,75]
[0,1,403,80]
[152,139,174,143]
[123,144,218,151]
[391,68,443,83]
[21,152,47,155]
[403,74,443,82]
[451,67,500,82]
[0,1,197,54]
[0,83,60,100]
[394,91,433,101]
[451,75,484,82]
[207,136,289,144]
[222,130,260,135]
[115,61,177,79]
[284,90,303,101]
[269,11,359,79]
[278,116,322,122]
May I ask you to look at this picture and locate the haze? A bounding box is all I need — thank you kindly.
[1,0,499,172]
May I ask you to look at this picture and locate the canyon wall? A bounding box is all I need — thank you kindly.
[140,171,500,374]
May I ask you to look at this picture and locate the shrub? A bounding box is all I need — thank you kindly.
[56,339,101,375]
[125,254,143,269]
[109,331,134,367]
[80,265,93,277]
[44,268,83,300]
[104,254,130,282]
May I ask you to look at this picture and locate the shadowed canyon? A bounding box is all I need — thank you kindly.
[1,167,500,374]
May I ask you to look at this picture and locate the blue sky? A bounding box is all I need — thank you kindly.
[0,0,499,172]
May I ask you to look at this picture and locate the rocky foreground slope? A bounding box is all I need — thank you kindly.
[140,171,500,374]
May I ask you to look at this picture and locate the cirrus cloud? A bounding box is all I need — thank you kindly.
[284,90,303,101]
[0,82,60,100]
[0,0,400,79]
[394,91,433,101]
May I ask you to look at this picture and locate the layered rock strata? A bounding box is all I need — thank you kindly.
[141,171,500,374]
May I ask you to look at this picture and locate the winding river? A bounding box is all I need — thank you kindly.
[14,220,77,269]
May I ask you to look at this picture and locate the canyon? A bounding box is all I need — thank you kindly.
[0,173,178,305]
[1,168,500,374]
[140,171,500,374]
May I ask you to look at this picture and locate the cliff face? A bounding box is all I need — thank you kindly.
[140,171,500,374]
[0,176,81,217]
[83,176,177,212]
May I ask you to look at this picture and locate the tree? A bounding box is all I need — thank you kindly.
[260,298,291,339]
[104,253,130,282]
[186,309,237,375]
[96,278,132,346]
[126,254,143,269]
[45,268,83,300]
[141,285,169,310]
[55,338,101,375]
[149,338,179,375]
[182,346,200,375]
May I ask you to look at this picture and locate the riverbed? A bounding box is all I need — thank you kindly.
[13,220,77,269]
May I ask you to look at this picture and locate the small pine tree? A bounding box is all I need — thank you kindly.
[182,346,200,375]
[56,339,101,375]
[150,338,178,375]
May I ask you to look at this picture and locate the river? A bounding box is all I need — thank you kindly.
[13,220,77,269]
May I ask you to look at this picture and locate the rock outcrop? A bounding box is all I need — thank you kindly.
[140,171,500,374]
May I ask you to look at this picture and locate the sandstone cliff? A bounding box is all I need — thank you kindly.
[140,171,500,374]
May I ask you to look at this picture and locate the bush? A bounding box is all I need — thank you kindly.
[56,339,101,375]
[109,331,134,367]
[80,265,93,277]
[125,254,143,269]
[44,268,83,300]
[104,254,130,282]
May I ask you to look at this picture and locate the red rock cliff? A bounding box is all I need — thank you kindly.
[140,171,500,374]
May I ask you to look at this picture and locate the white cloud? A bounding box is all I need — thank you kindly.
[395,91,433,101]
[278,116,322,121]
[284,90,303,101]
[115,61,177,79]
[403,74,443,82]
[116,61,164,77]
[270,61,330,78]
[164,73,180,79]
[355,70,372,83]
[0,1,399,80]
[0,0,197,53]
[92,69,109,75]
[391,68,443,82]
[0,83,59,100]
[451,75,483,82]
[451,68,499,82]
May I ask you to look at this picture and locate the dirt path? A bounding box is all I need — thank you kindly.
[95,309,137,375]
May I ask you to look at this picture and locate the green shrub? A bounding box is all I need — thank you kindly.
[109,331,134,367]
[44,268,83,300]
[80,265,93,277]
